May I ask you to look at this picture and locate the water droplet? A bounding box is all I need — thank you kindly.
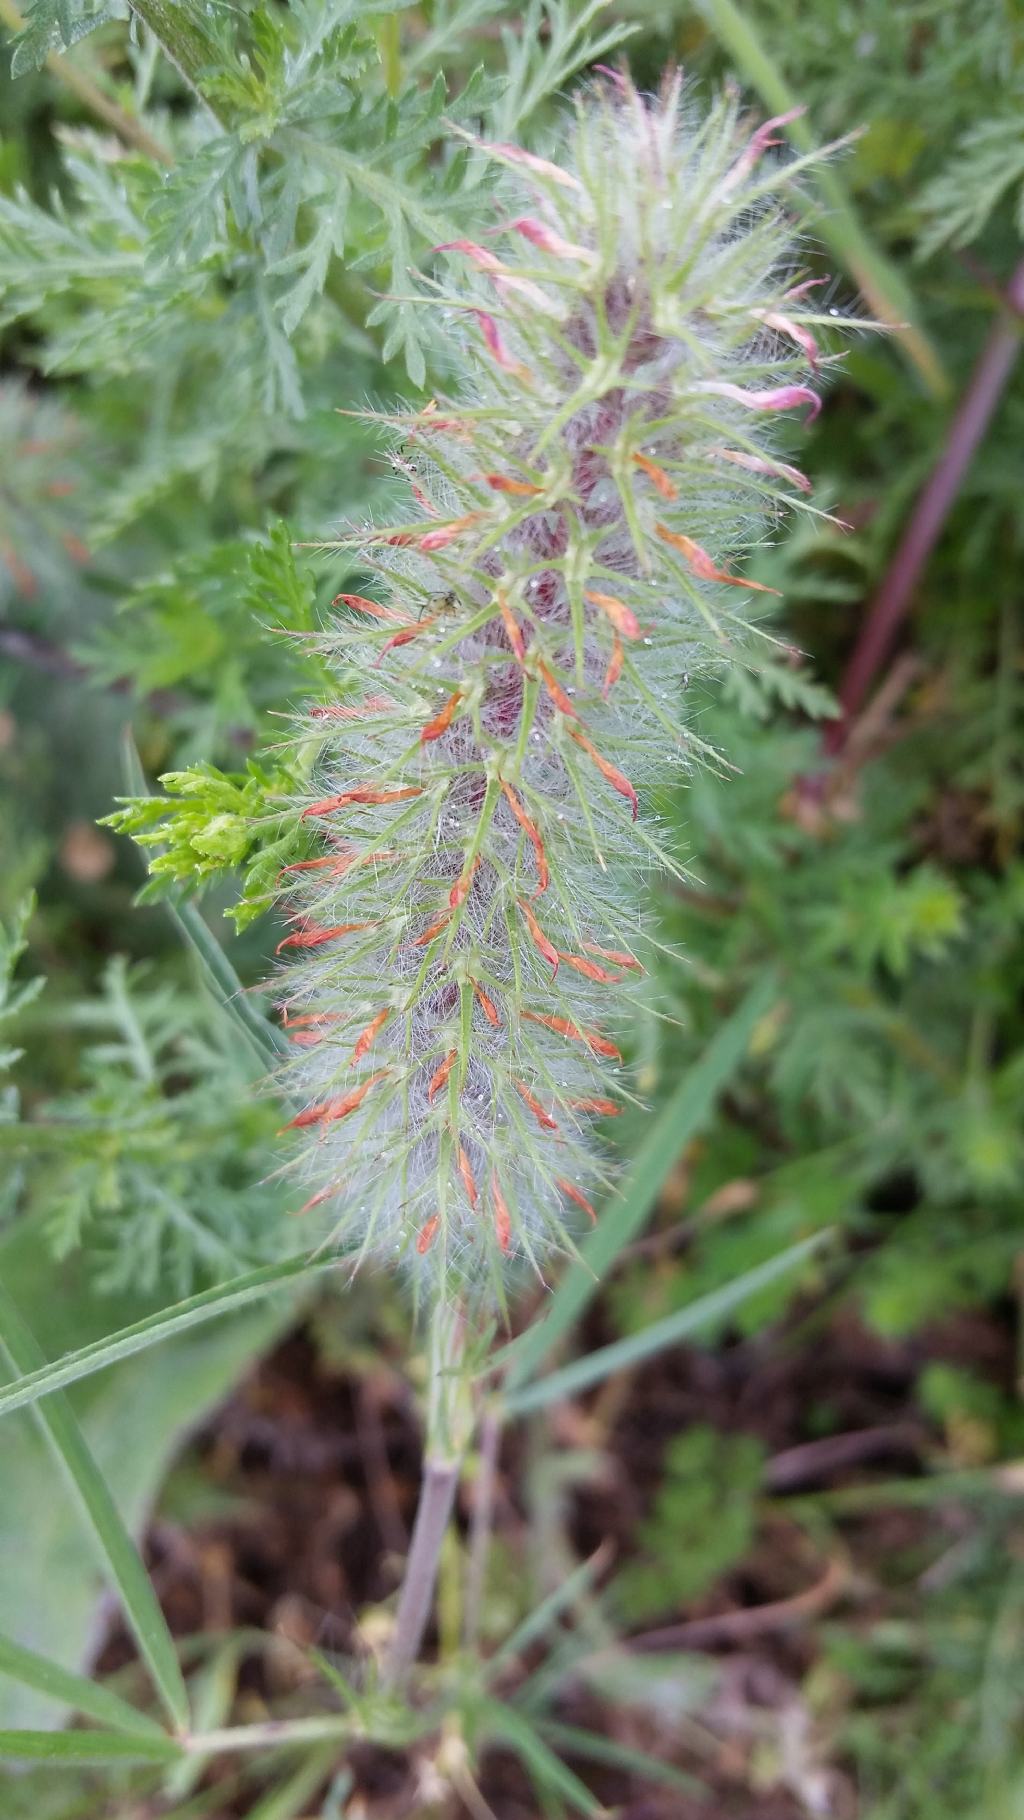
[828,307,840,318]
[643,637,653,647]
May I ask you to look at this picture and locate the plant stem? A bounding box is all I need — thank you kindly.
[463,1407,501,1651]
[384,1454,461,1691]
[828,257,1024,751]
[0,0,172,162]
[383,1301,470,1690]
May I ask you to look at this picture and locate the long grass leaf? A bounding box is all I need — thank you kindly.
[537,1720,702,1798]
[0,1252,337,1420]
[0,1285,190,1734]
[0,1632,166,1740]
[478,1701,601,1817]
[505,1234,827,1416]
[0,1726,181,1764]
[501,974,778,1393]
[484,1547,609,1684]
[167,893,287,1070]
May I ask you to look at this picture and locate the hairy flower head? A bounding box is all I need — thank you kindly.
[275,74,835,1303]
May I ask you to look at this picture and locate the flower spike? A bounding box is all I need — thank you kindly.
[275,83,835,1294]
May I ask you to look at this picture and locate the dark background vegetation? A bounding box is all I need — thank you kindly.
[1,1,1022,1814]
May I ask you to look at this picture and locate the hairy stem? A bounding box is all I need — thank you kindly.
[829,257,1024,751]
[383,1302,469,1689]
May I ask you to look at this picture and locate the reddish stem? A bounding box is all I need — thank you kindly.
[827,258,1024,754]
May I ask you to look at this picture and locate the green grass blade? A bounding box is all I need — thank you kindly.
[166,894,287,1071]
[694,0,947,397]
[505,1234,827,1417]
[0,1727,182,1764]
[0,1632,167,1740]
[0,1284,190,1735]
[484,1547,609,1685]
[537,1720,702,1798]
[501,974,778,1394]
[0,1252,338,1421]
[245,1746,341,1820]
[479,1701,601,1817]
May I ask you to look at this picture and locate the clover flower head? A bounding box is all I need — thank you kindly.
[274,72,832,1306]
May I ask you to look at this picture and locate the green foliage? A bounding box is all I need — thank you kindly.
[616,1426,764,1621]
[6,957,292,1294]
[0,895,43,1078]
[917,112,1024,258]
[821,1523,1024,1819]
[720,651,841,723]
[6,0,121,78]
[104,755,309,927]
